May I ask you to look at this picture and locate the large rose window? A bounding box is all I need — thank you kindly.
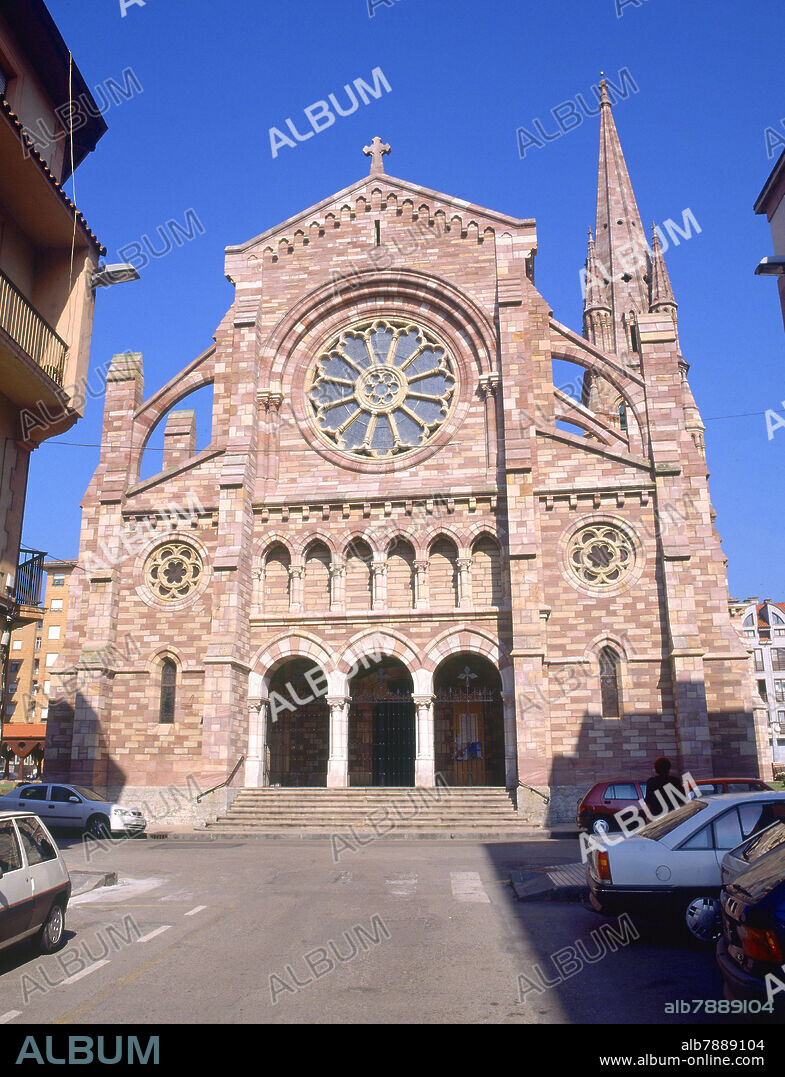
[306,318,456,457]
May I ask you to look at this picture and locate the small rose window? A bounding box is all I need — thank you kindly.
[568,525,634,587]
[145,542,203,601]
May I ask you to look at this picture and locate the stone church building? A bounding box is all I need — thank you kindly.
[46,81,769,823]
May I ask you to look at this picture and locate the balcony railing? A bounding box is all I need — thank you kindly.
[15,549,46,608]
[0,269,67,386]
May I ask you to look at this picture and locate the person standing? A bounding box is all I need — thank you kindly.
[644,756,684,817]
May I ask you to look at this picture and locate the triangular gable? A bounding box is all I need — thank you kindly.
[225,172,537,256]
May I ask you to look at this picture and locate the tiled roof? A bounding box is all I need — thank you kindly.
[1,723,46,740]
[0,96,105,255]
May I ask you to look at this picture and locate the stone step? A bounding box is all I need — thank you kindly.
[211,786,519,832]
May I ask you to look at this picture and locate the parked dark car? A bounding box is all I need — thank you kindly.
[577,777,774,835]
[716,842,785,1013]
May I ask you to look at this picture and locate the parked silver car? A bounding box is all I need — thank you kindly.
[0,783,146,837]
[0,811,70,954]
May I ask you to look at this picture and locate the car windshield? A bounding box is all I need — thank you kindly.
[730,844,785,901]
[741,821,785,863]
[639,800,707,841]
[71,786,106,802]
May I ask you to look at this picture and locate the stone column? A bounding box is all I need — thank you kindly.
[479,372,501,475]
[413,695,435,787]
[371,555,387,610]
[289,565,304,612]
[326,696,350,787]
[414,559,429,611]
[501,691,518,789]
[244,697,269,787]
[456,556,473,610]
[251,568,265,616]
[329,558,345,611]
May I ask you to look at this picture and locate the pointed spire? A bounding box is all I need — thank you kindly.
[649,222,676,310]
[594,72,650,360]
[583,229,609,313]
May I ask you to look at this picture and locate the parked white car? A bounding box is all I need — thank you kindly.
[586,792,785,942]
[0,811,70,954]
[0,783,146,838]
[720,818,785,885]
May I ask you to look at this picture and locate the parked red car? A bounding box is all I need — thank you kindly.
[576,777,774,835]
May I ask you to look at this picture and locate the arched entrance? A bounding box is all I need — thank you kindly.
[433,653,505,786]
[267,659,329,786]
[349,658,415,786]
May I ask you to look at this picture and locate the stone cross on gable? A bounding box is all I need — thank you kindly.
[363,136,391,175]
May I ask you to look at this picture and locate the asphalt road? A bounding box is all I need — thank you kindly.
[0,834,758,1026]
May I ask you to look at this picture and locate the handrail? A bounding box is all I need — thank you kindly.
[517,780,550,804]
[0,268,68,386]
[196,755,245,802]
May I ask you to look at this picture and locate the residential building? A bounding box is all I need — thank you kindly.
[0,0,106,709]
[731,597,785,768]
[1,559,75,778]
[754,149,785,331]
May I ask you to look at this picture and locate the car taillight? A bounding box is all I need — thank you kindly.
[595,850,612,883]
[739,926,783,963]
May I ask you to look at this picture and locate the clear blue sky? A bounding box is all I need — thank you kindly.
[25,0,785,599]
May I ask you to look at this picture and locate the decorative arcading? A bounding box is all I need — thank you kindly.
[259,189,507,265]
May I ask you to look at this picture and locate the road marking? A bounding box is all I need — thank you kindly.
[385,872,417,896]
[450,871,491,903]
[0,1010,21,1023]
[184,905,206,917]
[61,960,110,985]
[137,925,171,943]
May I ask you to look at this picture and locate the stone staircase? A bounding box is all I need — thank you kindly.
[206,786,529,837]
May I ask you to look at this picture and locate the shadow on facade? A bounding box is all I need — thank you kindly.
[539,698,762,828]
[43,688,124,796]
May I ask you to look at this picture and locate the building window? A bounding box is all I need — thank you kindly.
[754,649,764,671]
[599,647,621,718]
[744,630,756,638]
[43,681,50,696]
[52,574,65,587]
[45,653,58,668]
[618,402,628,432]
[159,659,176,724]
[0,64,8,98]
[775,680,785,703]
[743,613,754,626]
[773,649,785,671]
[50,599,63,611]
[47,626,61,640]
[12,640,22,651]
[9,661,21,676]
[34,638,41,653]
[759,680,768,702]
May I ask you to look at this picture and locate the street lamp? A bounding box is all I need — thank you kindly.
[90,263,141,291]
[754,256,785,276]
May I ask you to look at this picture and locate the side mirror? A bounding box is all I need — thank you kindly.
[68,796,80,803]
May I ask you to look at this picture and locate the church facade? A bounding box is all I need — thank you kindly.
[46,83,770,823]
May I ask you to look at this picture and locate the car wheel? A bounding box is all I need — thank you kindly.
[683,895,721,943]
[87,813,111,839]
[39,902,65,954]
[589,816,611,837]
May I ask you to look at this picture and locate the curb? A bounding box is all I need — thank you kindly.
[510,863,588,903]
[146,828,571,842]
[70,870,119,897]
